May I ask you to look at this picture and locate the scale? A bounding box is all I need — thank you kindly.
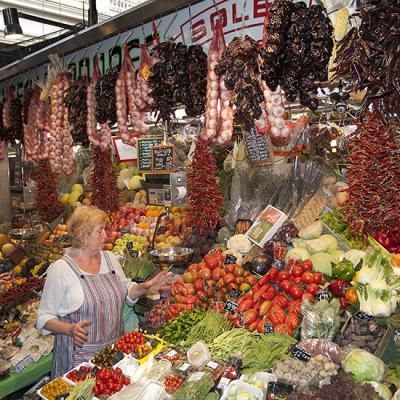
[144,172,187,207]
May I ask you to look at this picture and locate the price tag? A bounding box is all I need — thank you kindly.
[291,345,312,362]
[206,361,219,370]
[217,376,231,392]
[271,282,282,293]
[224,300,238,314]
[272,260,285,271]
[111,351,125,365]
[264,323,274,334]
[315,290,329,301]
[55,394,70,400]
[354,311,374,321]
[91,366,100,376]
[121,228,130,234]
[178,363,190,372]
[126,242,133,250]
[394,329,400,343]
[166,349,177,357]
[225,255,237,265]
[187,371,205,382]
[229,288,243,299]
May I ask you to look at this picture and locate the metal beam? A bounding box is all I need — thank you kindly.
[0,0,197,82]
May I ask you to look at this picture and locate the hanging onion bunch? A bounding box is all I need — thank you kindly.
[332,0,400,122]
[23,85,41,162]
[90,148,119,213]
[65,77,89,146]
[215,35,264,129]
[23,86,34,125]
[95,67,118,127]
[261,1,333,110]
[149,40,189,122]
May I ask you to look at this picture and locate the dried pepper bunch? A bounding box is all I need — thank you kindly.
[23,86,33,125]
[333,0,400,121]
[0,102,4,141]
[90,148,119,213]
[343,112,400,235]
[8,96,23,142]
[261,1,333,110]
[215,36,264,129]
[308,124,340,157]
[34,159,63,222]
[95,67,119,127]
[187,140,224,234]
[65,77,89,146]
[150,41,207,121]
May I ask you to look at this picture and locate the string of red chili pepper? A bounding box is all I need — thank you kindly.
[186,140,224,234]
[33,159,63,222]
[90,147,119,213]
[343,112,400,235]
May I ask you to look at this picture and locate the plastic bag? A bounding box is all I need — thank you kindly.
[298,339,343,364]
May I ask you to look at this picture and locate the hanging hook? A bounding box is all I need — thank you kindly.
[188,2,193,44]
[66,51,77,68]
[122,30,134,46]
[141,21,146,42]
[164,9,178,39]
[212,0,220,15]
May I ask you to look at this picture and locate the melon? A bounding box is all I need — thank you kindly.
[71,184,84,194]
[2,243,15,257]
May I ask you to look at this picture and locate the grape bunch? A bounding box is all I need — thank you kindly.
[140,302,182,333]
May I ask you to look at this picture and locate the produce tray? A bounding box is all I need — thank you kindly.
[374,325,395,358]
[37,377,74,400]
[62,361,94,386]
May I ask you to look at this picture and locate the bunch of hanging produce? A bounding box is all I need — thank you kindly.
[343,112,400,236]
[65,76,89,146]
[133,44,154,111]
[95,66,118,128]
[115,45,148,146]
[215,35,264,129]
[34,159,63,221]
[332,0,400,121]
[261,1,333,110]
[35,98,51,160]
[23,85,41,162]
[90,147,119,213]
[2,86,23,142]
[23,85,33,125]
[201,20,234,145]
[186,140,224,234]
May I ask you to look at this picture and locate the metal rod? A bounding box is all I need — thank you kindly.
[18,12,78,31]
[88,0,98,26]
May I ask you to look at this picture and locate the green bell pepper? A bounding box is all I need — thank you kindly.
[332,259,355,281]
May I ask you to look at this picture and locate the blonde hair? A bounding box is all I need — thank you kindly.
[67,206,107,248]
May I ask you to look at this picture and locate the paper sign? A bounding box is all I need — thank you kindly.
[293,189,327,230]
[112,137,137,162]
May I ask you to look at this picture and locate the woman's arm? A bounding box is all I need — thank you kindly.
[44,318,92,347]
[128,271,174,300]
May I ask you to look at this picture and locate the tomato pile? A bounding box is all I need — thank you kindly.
[66,365,92,382]
[171,251,257,308]
[164,374,185,394]
[231,259,324,336]
[114,330,145,354]
[92,367,130,397]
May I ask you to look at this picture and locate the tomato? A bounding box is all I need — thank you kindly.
[235,276,245,285]
[301,259,313,271]
[288,299,302,315]
[302,292,315,303]
[268,267,280,280]
[290,286,304,300]
[277,270,290,282]
[268,306,287,325]
[345,287,358,304]
[225,264,235,273]
[273,294,290,308]
[182,271,194,283]
[291,265,303,277]
[243,308,258,325]
[306,283,319,295]
[184,283,195,295]
[257,319,266,333]
[211,267,223,281]
[279,279,292,294]
[188,264,200,273]
[196,290,207,301]
[274,323,293,336]
[234,266,245,277]
[313,272,323,284]
[293,276,303,284]
[198,268,211,280]
[246,275,257,286]
[223,273,235,285]
[301,271,314,284]
[204,253,219,270]
[227,282,239,290]
[193,280,204,291]
[286,312,301,329]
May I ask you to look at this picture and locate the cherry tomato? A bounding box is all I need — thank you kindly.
[293,276,303,284]
[268,267,279,280]
[306,283,319,295]
[301,259,313,271]
[279,279,292,293]
[277,270,290,282]
[301,271,314,284]
[291,265,303,277]
[313,273,323,284]
[302,292,315,302]
[290,285,304,300]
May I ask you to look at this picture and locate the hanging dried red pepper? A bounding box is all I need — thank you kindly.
[186,140,224,234]
[343,112,400,235]
[90,147,119,213]
[33,159,63,222]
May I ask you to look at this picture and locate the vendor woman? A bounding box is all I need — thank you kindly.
[37,206,173,378]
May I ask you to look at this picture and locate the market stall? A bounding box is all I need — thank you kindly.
[0,0,400,398]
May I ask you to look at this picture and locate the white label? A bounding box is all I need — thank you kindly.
[217,377,231,391]
[166,350,177,357]
[187,371,205,382]
[206,361,219,370]
[178,363,190,372]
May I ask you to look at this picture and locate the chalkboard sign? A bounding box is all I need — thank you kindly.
[224,300,238,314]
[354,311,374,321]
[244,127,273,164]
[291,345,312,362]
[315,290,330,301]
[229,288,243,299]
[264,323,274,334]
[152,145,175,172]
[137,137,163,172]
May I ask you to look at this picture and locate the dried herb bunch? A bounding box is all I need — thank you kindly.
[95,67,119,127]
[215,36,264,129]
[65,77,89,146]
[261,1,333,110]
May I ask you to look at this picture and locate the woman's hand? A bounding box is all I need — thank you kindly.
[147,271,175,291]
[70,320,92,347]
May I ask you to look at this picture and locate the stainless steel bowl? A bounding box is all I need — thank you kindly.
[149,247,193,266]
[9,228,35,240]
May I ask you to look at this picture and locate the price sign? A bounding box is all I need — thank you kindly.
[152,145,174,172]
[354,311,374,321]
[91,366,100,376]
[229,288,243,299]
[315,290,330,301]
[291,345,312,362]
[394,329,400,343]
[238,312,244,327]
[272,260,285,271]
[264,323,274,334]
[112,137,138,162]
[224,300,238,314]
[111,351,125,365]
[225,255,238,265]
[137,137,163,172]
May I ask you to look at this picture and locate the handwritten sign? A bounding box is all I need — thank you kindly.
[152,145,174,172]
[112,137,137,162]
[293,189,327,231]
[137,137,163,172]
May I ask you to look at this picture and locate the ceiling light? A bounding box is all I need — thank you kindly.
[2,8,23,39]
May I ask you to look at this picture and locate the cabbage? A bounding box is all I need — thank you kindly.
[329,249,345,263]
[340,249,366,267]
[367,382,392,400]
[306,234,338,254]
[292,238,308,248]
[298,221,323,240]
[342,349,386,382]
[310,252,335,275]
[285,247,310,262]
